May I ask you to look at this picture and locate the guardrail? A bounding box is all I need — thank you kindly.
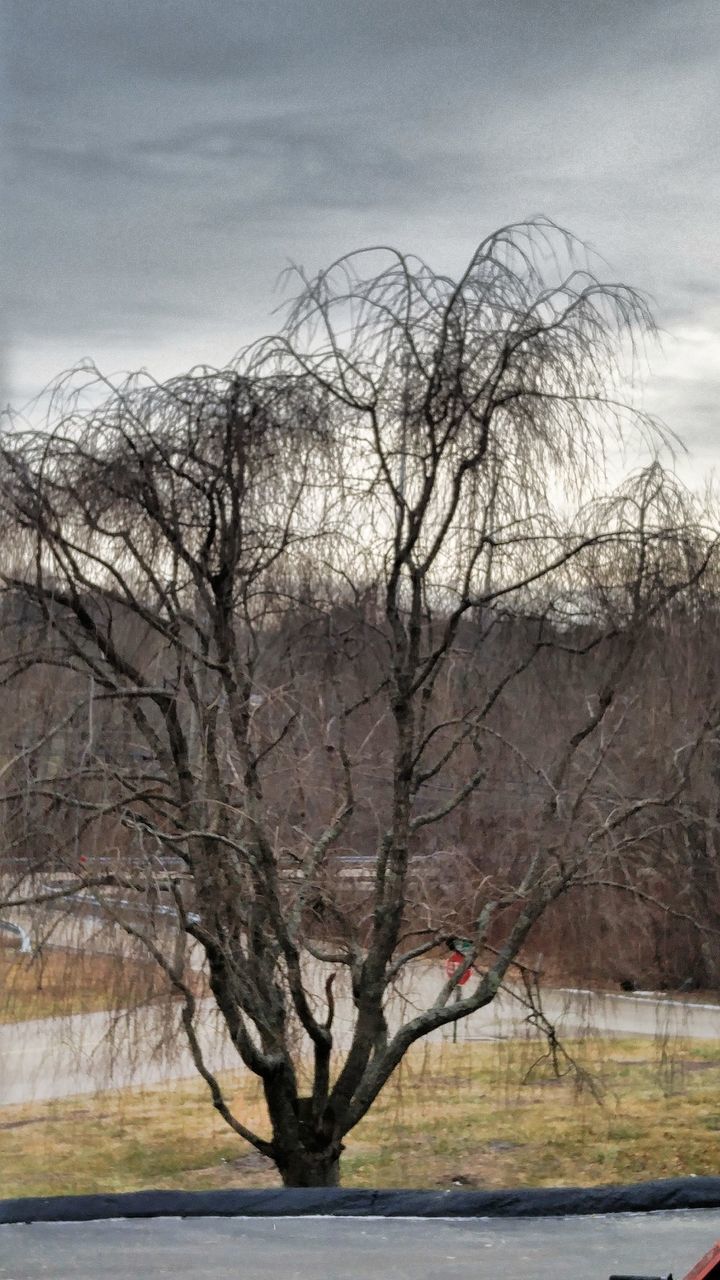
[0,920,31,954]
[37,883,201,925]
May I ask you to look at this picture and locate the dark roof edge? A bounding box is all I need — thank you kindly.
[3,1177,720,1224]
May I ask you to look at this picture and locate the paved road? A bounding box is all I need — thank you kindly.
[2,964,719,1106]
[2,1211,720,1279]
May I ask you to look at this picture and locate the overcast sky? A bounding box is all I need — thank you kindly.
[5,0,720,480]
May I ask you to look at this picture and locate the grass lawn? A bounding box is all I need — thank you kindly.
[2,1035,719,1197]
[0,945,167,1023]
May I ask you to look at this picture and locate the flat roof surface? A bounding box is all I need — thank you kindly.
[2,1210,720,1279]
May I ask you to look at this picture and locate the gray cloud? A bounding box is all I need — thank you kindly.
[6,0,720,478]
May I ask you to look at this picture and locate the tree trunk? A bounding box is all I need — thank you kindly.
[276,1147,341,1187]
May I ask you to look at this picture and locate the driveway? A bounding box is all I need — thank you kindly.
[2,970,719,1106]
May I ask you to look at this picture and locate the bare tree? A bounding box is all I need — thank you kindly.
[0,221,716,1185]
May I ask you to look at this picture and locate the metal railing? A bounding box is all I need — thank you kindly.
[0,919,32,953]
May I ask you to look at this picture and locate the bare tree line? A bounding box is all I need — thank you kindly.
[1,221,718,1185]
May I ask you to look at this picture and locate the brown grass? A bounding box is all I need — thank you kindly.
[0,946,168,1024]
[2,1035,719,1197]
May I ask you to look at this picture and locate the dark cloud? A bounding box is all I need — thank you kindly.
[5,0,720,477]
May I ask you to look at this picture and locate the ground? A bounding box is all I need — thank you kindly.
[2,1036,719,1197]
[0,944,167,1024]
